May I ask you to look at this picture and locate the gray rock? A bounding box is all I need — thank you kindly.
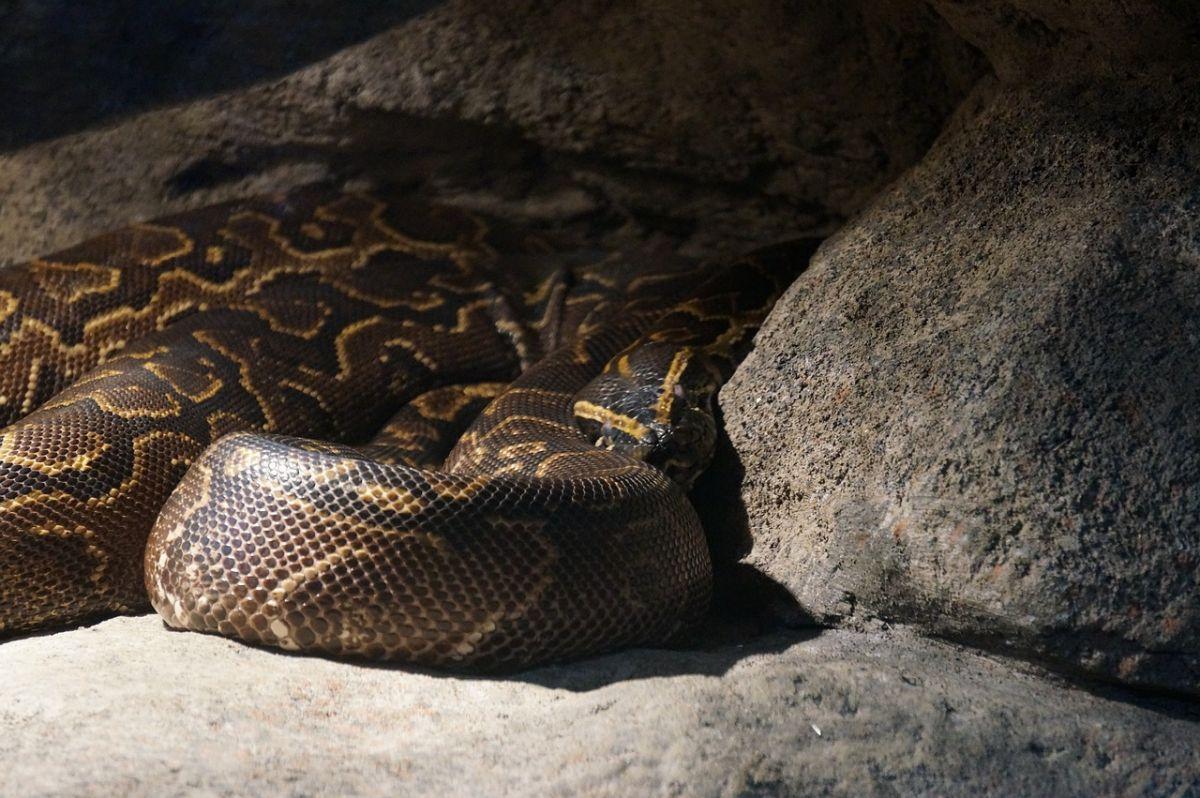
[720,74,1200,695]
[336,0,982,219]
[0,0,983,265]
[0,1,438,151]
[2,616,1197,796]
[928,0,1200,80]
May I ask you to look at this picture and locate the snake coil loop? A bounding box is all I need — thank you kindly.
[0,184,813,668]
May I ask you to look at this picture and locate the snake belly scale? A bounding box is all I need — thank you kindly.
[0,184,810,669]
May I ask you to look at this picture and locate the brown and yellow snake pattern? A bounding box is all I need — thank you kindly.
[0,184,810,669]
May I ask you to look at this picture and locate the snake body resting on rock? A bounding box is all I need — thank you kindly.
[0,185,809,668]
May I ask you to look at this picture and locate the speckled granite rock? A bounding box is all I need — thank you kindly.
[1,616,1197,797]
[720,74,1200,695]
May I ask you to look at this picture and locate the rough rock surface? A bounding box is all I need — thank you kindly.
[0,0,983,266]
[336,0,982,220]
[2,617,1197,797]
[720,74,1200,695]
[928,0,1200,80]
[0,1,438,151]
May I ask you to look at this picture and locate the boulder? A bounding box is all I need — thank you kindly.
[721,74,1200,694]
[0,0,983,265]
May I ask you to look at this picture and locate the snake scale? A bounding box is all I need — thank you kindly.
[0,184,809,669]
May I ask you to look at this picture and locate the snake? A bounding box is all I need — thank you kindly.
[0,184,810,669]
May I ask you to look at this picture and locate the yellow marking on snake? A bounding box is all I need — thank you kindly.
[144,362,225,404]
[381,335,440,372]
[653,347,693,424]
[408,383,505,421]
[89,384,184,419]
[573,400,652,440]
[29,261,122,303]
[333,317,382,378]
[476,414,580,440]
[279,378,336,417]
[496,441,549,460]
[20,356,42,414]
[193,330,282,431]
[0,290,18,325]
[31,523,110,585]
[429,473,493,502]
[354,484,425,514]
[0,430,110,477]
[130,223,197,266]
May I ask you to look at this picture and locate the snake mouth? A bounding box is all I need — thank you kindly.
[593,431,657,462]
[583,407,716,490]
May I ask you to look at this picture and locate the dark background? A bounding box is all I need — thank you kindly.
[0,0,438,151]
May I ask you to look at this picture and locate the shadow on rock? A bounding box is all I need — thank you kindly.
[342,564,820,693]
[508,564,819,692]
[508,627,817,694]
[0,1,442,152]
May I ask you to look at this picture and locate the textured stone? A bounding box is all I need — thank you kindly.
[0,0,983,266]
[339,0,982,219]
[928,0,1200,80]
[2,616,1197,797]
[0,1,438,151]
[720,74,1200,695]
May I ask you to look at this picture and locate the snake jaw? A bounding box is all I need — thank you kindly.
[573,343,723,488]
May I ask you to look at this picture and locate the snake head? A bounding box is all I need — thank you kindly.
[574,343,720,490]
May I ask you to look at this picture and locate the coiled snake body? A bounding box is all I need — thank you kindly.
[0,186,807,668]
